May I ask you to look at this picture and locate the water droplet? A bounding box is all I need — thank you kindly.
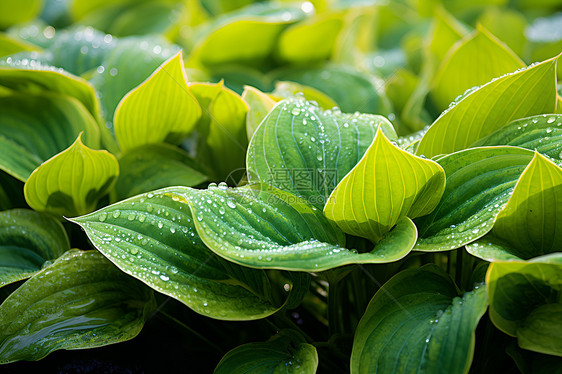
[227,200,236,209]
[546,128,553,133]
[291,108,301,116]
[112,211,121,218]
[158,221,163,229]
[96,65,105,74]
[169,266,179,274]
[170,227,176,234]
[317,155,323,161]
[130,248,139,255]
[160,274,169,281]
[219,207,226,215]
[127,213,135,221]
[138,215,146,222]
[98,212,107,222]
[547,117,556,124]
[109,67,118,76]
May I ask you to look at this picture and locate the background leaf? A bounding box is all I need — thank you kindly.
[351,265,488,374]
[0,250,156,364]
[241,85,276,141]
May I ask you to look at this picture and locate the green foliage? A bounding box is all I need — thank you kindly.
[1,0,562,372]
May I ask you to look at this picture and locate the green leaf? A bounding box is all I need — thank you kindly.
[324,127,445,243]
[431,25,525,111]
[241,85,276,141]
[486,261,562,357]
[526,13,562,79]
[246,98,397,209]
[0,0,43,29]
[0,249,156,363]
[506,341,562,374]
[215,330,318,374]
[24,134,119,217]
[276,11,344,64]
[351,265,488,374]
[169,184,417,271]
[0,33,38,58]
[70,189,293,320]
[190,81,248,180]
[417,56,559,158]
[113,143,208,201]
[0,91,100,182]
[414,146,534,252]
[426,7,468,62]
[272,80,338,110]
[477,7,527,58]
[467,152,562,262]
[270,65,392,114]
[471,114,562,164]
[0,209,69,288]
[114,51,201,152]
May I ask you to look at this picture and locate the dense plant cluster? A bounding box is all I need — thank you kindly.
[0,0,561,372]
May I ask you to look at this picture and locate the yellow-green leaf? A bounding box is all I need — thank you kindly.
[241,85,276,141]
[272,80,338,110]
[114,51,202,152]
[417,56,559,158]
[0,0,43,29]
[24,135,119,217]
[324,128,445,243]
[431,25,525,111]
[0,33,38,58]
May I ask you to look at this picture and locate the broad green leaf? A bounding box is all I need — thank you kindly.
[190,81,248,180]
[187,3,309,69]
[169,184,417,271]
[414,146,534,252]
[507,341,562,374]
[247,99,397,209]
[0,250,156,363]
[241,85,276,141]
[472,114,562,165]
[270,65,392,114]
[351,265,488,374]
[467,152,562,262]
[526,13,562,79]
[114,51,201,152]
[0,0,43,29]
[71,188,297,320]
[427,7,468,63]
[272,80,338,110]
[113,143,208,200]
[477,7,527,57]
[215,330,318,374]
[0,33,38,58]
[486,261,562,356]
[24,135,119,217]
[417,56,559,158]
[431,25,525,111]
[0,91,100,182]
[324,127,445,243]
[0,209,69,288]
[276,12,344,64]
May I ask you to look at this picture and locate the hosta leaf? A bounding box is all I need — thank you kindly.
[70,189,294,320]
[0,209,69,288]
[431,25,525,111]
[477,7,527,58]
[0,250,156,363]
[272,81,338,110]
[351,265,488,374]
[114,51,201,152]
[276,11,344,64]
[190,81,248,180]
[170,184,417,271]
[247,99,397,209]
[0,33,38,58]
[472,114,562,165]
[467,152,562,262]
[324,128,445,243]
[486,261,562,356]
[113,143,208,201]
[0,91,100,182]
[241,85,276,141]
[271,65,391,114]
[526,13,562,78]
[414,147,534,252]
[417,56,559,158]
[215,330,318,374]
[507,341,562,374]
[24,135,119,217]
[0,0,42,29]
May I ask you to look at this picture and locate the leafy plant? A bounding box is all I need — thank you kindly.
[1,0,562,372]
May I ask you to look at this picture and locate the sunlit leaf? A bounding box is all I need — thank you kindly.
[0,209,69,288]
[477,7,527,58]
[24,134,119,217]
[0,0,43,29]
[324,128,445,243]
[0,33,38,58]
[272,80,338,110]
[114,51,201,152]
[351,265,488,374]
[241,85,276,141]
[0,250,156,363]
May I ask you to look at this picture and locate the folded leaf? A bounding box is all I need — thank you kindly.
[215,330,318,374]
[486,261,562,357]
[272,81,338,110]
[0,91,100,182]
[467,152,562,262]
[114,51,201,152]
[0,209,69,288]
[324,127,445,243]
[351,265,488,374]
[24,134,119,217]
[241,85,276,141]
[415,146,534,251]
[70,189,294,320]
[417,56,559,158]
[247,98,397,209]
[0,250,156,363]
